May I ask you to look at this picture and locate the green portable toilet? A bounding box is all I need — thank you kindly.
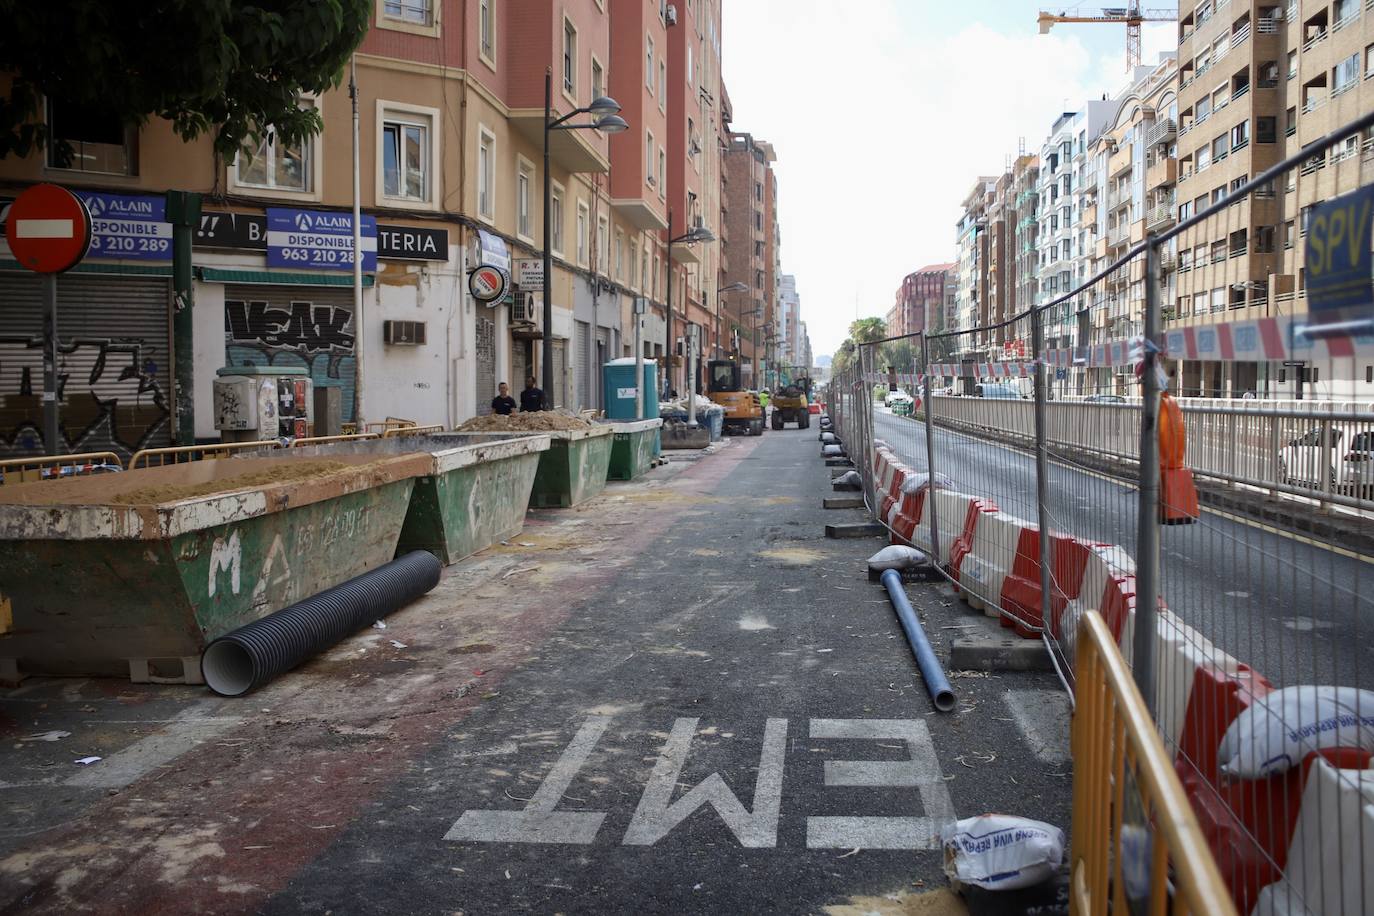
[603,358,658,420]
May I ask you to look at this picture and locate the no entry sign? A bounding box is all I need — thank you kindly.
[4,184,93,273]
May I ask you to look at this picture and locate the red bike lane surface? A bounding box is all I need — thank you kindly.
[0,438,765,915]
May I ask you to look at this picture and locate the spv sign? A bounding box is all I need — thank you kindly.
[1306,186,1374,322]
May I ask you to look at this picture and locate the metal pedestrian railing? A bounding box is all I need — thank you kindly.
[0,451,124,485]
[128,440,281,469]
[1071,610,1237,916]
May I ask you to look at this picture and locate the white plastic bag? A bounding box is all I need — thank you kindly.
[867,545,931,571]
[900,471,955,496]
[942,815,1065,891]
[833,470,861,488]
[1217,685,1374,779]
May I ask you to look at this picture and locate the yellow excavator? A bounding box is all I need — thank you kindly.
[707,359,765,436]
[770,366,812,430]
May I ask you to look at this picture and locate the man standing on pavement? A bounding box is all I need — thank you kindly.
[520,376,546,412]
[491,382,517,415]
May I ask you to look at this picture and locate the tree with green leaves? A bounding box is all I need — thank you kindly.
[848,316,887,345]
[0,0,371,165]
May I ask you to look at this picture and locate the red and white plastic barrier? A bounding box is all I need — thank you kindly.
[868,442,1372,915]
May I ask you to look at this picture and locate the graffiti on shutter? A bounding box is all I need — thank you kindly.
[475,316,496,415]
[0,274,172,460]
[224,285,357,421]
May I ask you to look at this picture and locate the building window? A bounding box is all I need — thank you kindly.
[640,244,648,292]
[576,201,589,265]
[517,159,533,239]
[384,0,433,25]
[687,44,694,85]
[653,254,660,298]
[646,38,655,92]
[476,130,494,217]
[479,0,495,62]
[1334,52,1360,94]
[658,146,666,198]
[45,98,137,175]
[658,59,666,110]
[1366,44,1374,78]
[235,103,314,191]
[551,182,565,255]
[615,230,625,280]
[563,19,577,95]
[1231,120,1250,150]
[645,131,655,187]
[1288,50,1298,80]
[592,58,605,101]
[630,239,639,288]
[597,215,609,274]
[384,115,431,201]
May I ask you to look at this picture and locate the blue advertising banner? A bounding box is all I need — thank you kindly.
[1306,186,1373,320]
[73,191,172,261]
[266,208,377,272]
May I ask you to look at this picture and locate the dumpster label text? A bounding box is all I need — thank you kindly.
[444,717,953,849]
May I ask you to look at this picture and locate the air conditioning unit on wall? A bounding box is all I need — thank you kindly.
[510,291,542,330]
[383,320,427,345]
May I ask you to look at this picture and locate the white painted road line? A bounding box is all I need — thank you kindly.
[805,718,955,850]
[65,707,240,790]
[444,716,611,845]
[623,717,788,848]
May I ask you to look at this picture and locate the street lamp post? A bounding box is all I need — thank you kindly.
[542,70,627,404]
[716,281,747,362]
[663,210,715,397]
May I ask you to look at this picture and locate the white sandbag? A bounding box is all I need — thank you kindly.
[822,444,844,456]
[942,815,1065,891]
[820,432,837,444]
[900,471,956,496]
[867,545,931,571]
[834,470,861,488]
[1217,685,1374,779]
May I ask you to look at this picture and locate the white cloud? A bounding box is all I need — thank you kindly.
[723,3,1176,356]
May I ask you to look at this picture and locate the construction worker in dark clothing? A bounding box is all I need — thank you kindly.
[491,382,517,415]
[520,376,546,412]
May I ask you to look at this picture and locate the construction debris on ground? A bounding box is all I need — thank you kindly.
[455,411,594,432]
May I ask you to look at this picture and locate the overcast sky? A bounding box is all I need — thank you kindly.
[721,1,1176,358]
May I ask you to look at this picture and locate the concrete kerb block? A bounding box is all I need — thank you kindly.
[823,496,865,509]
[825,457,853,467]
[949,618,1055,672]
[825,522,885,539]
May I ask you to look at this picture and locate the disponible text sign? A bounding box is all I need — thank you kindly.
[266,207,377,272]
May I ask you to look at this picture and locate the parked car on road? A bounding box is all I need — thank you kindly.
[1277,424,1374,496]
[884,388,909,407]
[974,383,1026,399]
[1083,394,1127,404]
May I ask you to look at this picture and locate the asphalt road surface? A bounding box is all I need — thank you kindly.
[873,409,1373,694]
[1,427,1073,915]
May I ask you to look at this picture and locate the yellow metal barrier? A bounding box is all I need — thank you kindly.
[291,433,381,448]
[381,424,444,438]
[1070,611,1237,916]
[365,418,417,434]
[0,451,124,485]
[128,440,281,470]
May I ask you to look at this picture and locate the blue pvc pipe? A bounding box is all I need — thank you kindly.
[880,569,957,712]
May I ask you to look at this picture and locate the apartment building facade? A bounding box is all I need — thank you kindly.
[954,178,997,359]
[721,129,777,384]
[1173,0,1373,398]
[0,0,755,457]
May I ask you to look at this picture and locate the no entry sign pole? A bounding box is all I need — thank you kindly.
[3,183,94,455]
[42,273,58,455]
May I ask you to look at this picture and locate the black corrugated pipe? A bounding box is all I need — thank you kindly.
[202,551,442,697]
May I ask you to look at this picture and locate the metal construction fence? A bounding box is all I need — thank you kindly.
[826,109,1374,914]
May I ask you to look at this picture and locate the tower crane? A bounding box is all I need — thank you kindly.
[1037,5,1178,71]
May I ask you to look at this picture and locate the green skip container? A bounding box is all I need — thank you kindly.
[286,434,551,565]
[0,454,429,683]
[440,426,614,508]
[599,418,664,481]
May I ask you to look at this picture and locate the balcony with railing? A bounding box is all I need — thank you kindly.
[1146,204,1176,231]
[1145,118,1177,146]
[1107,184,1130,211]
[1109,143,1133,178]
[1108,221,1131,246]
[1232,21,1252,46]
[1147,156,1177,188]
